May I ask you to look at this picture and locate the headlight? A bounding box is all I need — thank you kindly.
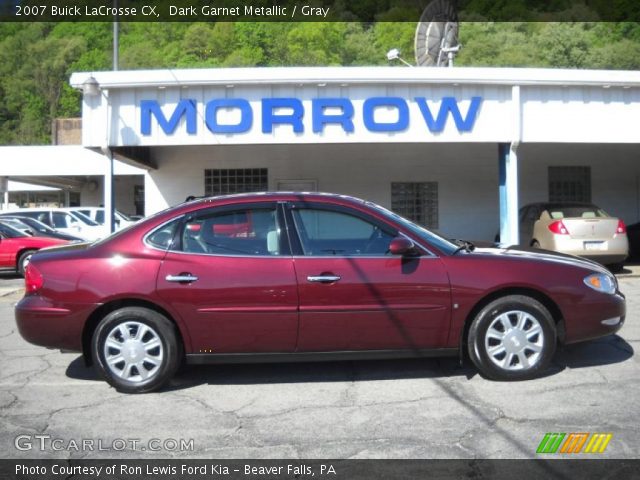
[583,273,617,294]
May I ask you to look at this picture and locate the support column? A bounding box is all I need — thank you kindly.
[499,143,520,246]
[102,148,115,234]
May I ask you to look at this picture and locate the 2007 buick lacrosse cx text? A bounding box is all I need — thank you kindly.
[15,193,625,393]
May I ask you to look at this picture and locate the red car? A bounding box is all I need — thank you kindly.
[15,193,625,393]
[0,221,69,276]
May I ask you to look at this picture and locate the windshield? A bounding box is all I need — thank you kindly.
[365,202,458,255]
[0,221,29,238]
[18,217,56,233]
[68,210,100,226]
[116,210,132,222]
[545,204,609,219]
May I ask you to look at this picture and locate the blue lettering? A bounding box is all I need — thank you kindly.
[312,98,354,133]
[415,96,482,133]
[363,97,409,132]
[139,96,483,136]
[262,98,304,133]
[140,99,196,135]
[205,99,252,134]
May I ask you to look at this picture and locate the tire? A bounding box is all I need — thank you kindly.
[91,307,182,393]
[531,241,541,248]
[467,295,556,381]
[17,249,36,276]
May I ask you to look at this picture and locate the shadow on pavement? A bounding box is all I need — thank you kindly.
[65,334,633,390]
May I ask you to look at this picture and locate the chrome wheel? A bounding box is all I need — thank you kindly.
[484,310,544,371]
[103,321,164,383]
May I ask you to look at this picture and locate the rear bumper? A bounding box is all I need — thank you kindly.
[15,295,96,351]
[562,291,626,344]
[547,236,628,265]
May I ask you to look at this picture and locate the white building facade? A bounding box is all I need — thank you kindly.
[67,66,640,243]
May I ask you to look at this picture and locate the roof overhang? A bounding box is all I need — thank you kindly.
[70,66,640,90]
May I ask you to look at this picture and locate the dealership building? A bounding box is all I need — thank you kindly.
[3,66,640,244]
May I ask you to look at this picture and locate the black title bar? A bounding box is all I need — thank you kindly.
[0,0,639,22]
[2,459,640,480]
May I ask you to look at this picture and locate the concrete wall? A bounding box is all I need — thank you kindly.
[519,144,640,225]
[80,175,143,216]
[146,143,500,241]
[145,142,640,242]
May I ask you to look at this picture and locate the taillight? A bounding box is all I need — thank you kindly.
[616,220,627,234]
[24,263,43,293]
[548,220,570,235]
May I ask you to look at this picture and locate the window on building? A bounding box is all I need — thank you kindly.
[391,182,439,229]
[204,168,268,196]
[548,166,591,203]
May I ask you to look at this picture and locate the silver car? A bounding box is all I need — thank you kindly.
[518,202,629,271]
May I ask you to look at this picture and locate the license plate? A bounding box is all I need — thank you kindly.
[584,241,605,251]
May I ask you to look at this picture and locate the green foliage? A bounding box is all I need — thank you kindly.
[1,20,639,145]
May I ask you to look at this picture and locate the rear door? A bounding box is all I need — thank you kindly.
[286,202,451,352]
[155,202,299,354]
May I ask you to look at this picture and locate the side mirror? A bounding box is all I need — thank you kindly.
[389,236,418,256]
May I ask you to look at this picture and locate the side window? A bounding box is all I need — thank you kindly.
[181,207,281,256]
[147,218,181,250]
[96,211,104,224]
[52,212,68,228]
[526,207,540,223]
[518,207,528,223]
[66,214,79,225]
[292,208,395,256]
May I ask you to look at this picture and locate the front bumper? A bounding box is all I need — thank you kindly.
[562,291,626,344]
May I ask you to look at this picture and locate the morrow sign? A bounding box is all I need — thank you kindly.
[140,96,483,136]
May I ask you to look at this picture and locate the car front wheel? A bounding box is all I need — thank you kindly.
[467,295,556,380]
[91,307,182,393]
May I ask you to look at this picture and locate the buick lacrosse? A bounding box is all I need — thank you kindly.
[15,193,625,393]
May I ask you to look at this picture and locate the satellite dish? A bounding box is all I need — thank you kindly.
[414,0,460,67]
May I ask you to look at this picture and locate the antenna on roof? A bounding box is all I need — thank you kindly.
[414,0,461,67]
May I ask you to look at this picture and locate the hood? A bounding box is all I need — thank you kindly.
[470,245,611,274]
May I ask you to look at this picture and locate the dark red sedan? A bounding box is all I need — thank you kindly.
[15,193,625,393]
[0,221,69,276]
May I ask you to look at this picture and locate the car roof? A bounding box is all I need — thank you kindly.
[184,191,367,207]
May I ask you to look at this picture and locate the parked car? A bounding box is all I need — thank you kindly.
[627,222,640,261]
[0,221,69,276]
[0,214,84,242]
[517,202,628,271]
[6,208,108,241]
[16,193,625,393]
[63,207,136,231]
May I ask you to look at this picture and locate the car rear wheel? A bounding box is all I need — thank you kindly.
[91,307,182,393]
[17,249,36,276]
[467,295,556,380]
[531,240,541,248]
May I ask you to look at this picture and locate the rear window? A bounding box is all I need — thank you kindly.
[546,205,609,219]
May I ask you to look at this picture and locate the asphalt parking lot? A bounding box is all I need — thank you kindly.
[0,271,638,460]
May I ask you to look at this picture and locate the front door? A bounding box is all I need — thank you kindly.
[155,203,299,354]
[286,203,452,352]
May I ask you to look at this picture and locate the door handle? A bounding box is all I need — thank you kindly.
[307,275,341,283]
[166,274,199,283]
